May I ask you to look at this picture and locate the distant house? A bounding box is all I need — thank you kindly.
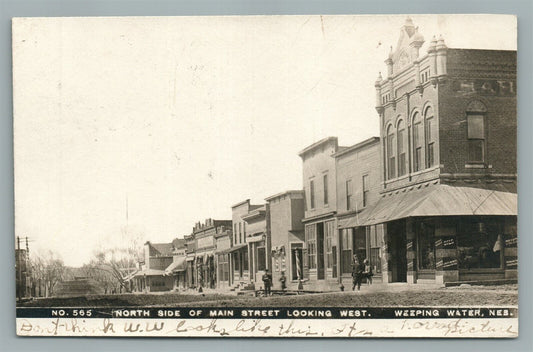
[133,241,175,292]
[164,238,187,290]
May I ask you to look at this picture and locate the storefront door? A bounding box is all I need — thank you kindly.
[316,222,325,279]
[389,220,407,282]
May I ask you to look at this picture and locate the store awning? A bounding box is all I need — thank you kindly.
[215,247,232,254]
[164,257,186,275]
[359,184,517,226]
[226,243,248,253]
[133,268,166,277]
[338,207,374,229]
[247,232,264,243]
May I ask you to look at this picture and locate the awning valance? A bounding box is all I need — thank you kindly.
[359,184,517,226]
[164,257,186,275]
[226,243,248,253]
[247,232,264,243]
[133,268,165,277]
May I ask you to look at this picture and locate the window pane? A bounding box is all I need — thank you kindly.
[397,127,405,154]
[426,118,432,141]
[427,143,434,167]
[257,247,266,271]
[468,140,484,162]
[323,174,328,205]
[415,148,422,172]
[310,180,315,208]
[398,153,406,176]
[457,221,501,269]
[418,223,436,270]
[468,115,484,139]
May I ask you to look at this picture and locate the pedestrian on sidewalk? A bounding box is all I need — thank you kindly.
[352,258,364,291]
[262,269,272,296]
[279,271,287,292]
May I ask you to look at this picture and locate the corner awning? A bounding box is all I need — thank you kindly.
[164,257,186,275]
[355,184,517,226]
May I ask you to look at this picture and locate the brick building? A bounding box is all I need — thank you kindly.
[189,219,232,289]
[362,18,518,284]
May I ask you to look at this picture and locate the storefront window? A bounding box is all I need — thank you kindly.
[341,228,353,273]
[457,220,502,269]
[417,223,436,270]
[325,220,335,269]
[257,247,266,271]
[306,225,317,269]
[354,227,367,262]
[369,225,382,273]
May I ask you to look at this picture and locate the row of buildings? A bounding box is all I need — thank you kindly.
[127,18,517,293]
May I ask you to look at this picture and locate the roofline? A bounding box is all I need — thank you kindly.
[231,199,250,209]
[332,136,380,158]
[265,190,304,201]
[297,136,338,157]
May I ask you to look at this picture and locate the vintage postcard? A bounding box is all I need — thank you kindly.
[13,15,518,338]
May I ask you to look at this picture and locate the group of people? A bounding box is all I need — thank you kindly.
[259,255,372,296]
[261,269,297,296]
[351,255,373,291]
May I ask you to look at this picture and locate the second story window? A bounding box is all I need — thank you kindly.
[466,100,487,164]
[346,179,353,210]
[413,112,424,172]
[397,119,407,176]
[386,125,396,179]
[425,106,436,168]
[323,174,329,206]
[239,222,242,243]
[309,180,315,209]
[362,174,369,207]
[467,114,485,162]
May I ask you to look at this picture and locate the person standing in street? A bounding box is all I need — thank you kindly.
[262,269,272,296]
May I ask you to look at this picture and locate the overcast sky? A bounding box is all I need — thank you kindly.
[13,15,516,267]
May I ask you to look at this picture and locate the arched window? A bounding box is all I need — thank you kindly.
[412,112,424,172]
[466,101,487,163]
[424,106,436,167]
[386,124,396,179]
[397,119,407,176]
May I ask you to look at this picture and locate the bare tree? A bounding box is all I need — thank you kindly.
[85,226,144,293]
[30,250,66,297]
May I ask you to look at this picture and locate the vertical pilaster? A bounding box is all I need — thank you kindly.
[406,219,417,284]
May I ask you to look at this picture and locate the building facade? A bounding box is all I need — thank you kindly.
[214,226,232,289]
[229,200,257,287]
[334,137,382,284]
[133,241,175,292]
[367,18,517,285]
[190,219,232,289]
[299,137,342,290]
[266,190,305,290]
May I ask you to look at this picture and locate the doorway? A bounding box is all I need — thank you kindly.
[316,223,325,279]
[388,220,407,282]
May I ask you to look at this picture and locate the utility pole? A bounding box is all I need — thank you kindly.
[16,236,21,300]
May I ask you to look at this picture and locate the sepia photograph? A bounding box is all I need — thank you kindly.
[13,14,517,337]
